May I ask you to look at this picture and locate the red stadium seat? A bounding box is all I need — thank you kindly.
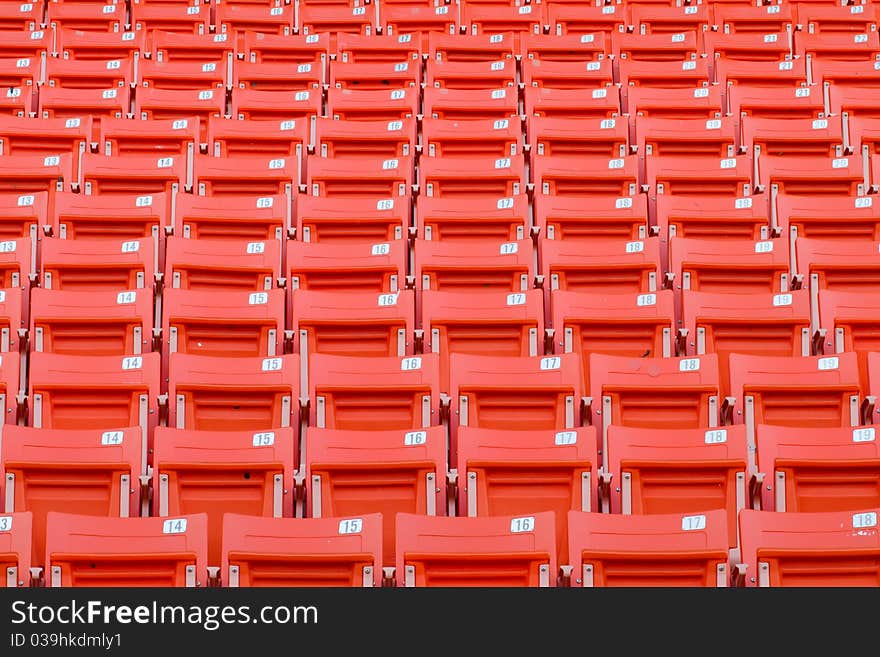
[57,28,144,61]
[0,192,43,243]
[0,56,40,89]
[47,1,124,33]
[45,512,208,587]
[704,30,793,62]
[207,117,308,162]
[525,86,622,119]
[520,32,608,63]
[40,236,156,292]
[298,3,377,37]
[30,287,154,356]
[163,287,285,364]
[307,155,412,197]
[849,115,880,156]
[130,2,210,36]
[742,115,844,159]
[760,154,866,196]
[656,194,771,241]
[100,117,198,159]
[534,155,638,197]
[135,87,226,133]
[636,116,737,159]
[231,88,322,123]
[315,117,416,159]
[523,57,614,90]
[416,194,530,242]
[716,58,808,88]
[549,3,625,38]
[542,237,661,294]
[243,31,329,65]
[588,353,723,458]
[139,58,228,91]
[797,235,880,289]
[396,512,557,587]
[216,3,295,38]
[0,28,51,61]
[728,352,863,464]
[0,2,42,31]
[46,53,124,97]
[415,238,533,292]
[535,193,648,241]
[221,513,383,586]
[460,3,544,39]
[193,154,297,197]
[422,289,544,391]
[308,353,441,431]
[424,86,520,121]
[423,117,522,158]
[0,83,33,117]
[38,85,129,122]
[625,85,723,122]
[457,426,598,565]
[647,154,753,197]
[681,289,812,397]
[0,118,90,175]
[755,424,880,513]
[48,56,128,92]
[778,193,880,243]
[420,155,525,198]
[235,58,323,92]
[552,289,675,389]
[796,30,880,61]
[1,426,143,567]
[174,193,288,241]
[295,194,410,243]
[450,353,583,459]
[738,508,880,586]
[28,353,158,444]
[80,153,185,200]
[51,191,167,242]
[713,4,794,35]
[605,425,748,550]
[0,154,72,199]
[337,32,421,64]
[612,30,700,62]
[732,79,822,119]
[624,60,712,104]
[817,289,880,389]
[0,511,31,587]
[153,427,296,564]
[828,84,880,121]
[168,353,299,431]
[630,4,711,35]
[381,4,457,38]
[151,30,234,64]
[0,238,33,291]
[568,510,730,587]
[669,236,790,295]
[288,239,406,292]
[425,57,516,90]
[0,287,24,351]
[305,426,446,567]
[291,288,415,368]
[327,87,419,121]
[428,31,515,63]
[166,236,280,292]
[330,59,421,90]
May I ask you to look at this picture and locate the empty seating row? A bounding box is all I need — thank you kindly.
[1,350,880,464]
[3,507,878,587]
